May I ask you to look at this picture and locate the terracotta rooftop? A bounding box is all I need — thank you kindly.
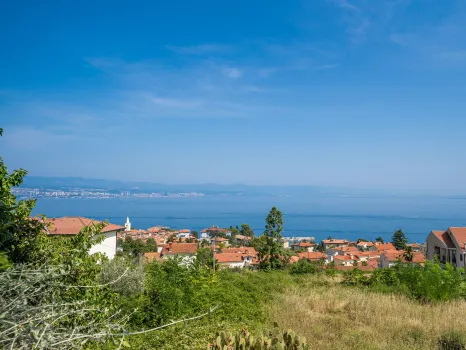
[431,230,455,249]
[221,247,258,256]
[293,241,315,247]
[45,217,125,235]
[448,227,466,249]
[357,241,374,246]
[334,255,353,261]
[375,243,396,252]
[214,253,244,263]
[161,243,198,255]
[323,239,348,245]
[297,251,327,260]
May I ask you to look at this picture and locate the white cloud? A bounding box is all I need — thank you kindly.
[165,44,234,55]
[222,67,242,79]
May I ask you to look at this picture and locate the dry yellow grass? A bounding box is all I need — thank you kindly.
[267,276,466,349]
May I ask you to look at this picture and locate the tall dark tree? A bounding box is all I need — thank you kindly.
[375,236,385,244]
[191,230,199,239]
[240,224,254,237]
[392,229,408,250]
[228,226,240,236]
[258,207,286,270]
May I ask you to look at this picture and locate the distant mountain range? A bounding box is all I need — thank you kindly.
[19,176,465,198]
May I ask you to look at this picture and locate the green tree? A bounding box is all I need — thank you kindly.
[353,260,358,267]
[240,223,254,237]
[146,237,157,252]
[357,238,368,243]
[392,229,408,250]
[228,226,240,237]
[258,207,286,270]
[0,128,51,264]
[191,230,199,239]
[375,236,385,244]
[403,246,414,262]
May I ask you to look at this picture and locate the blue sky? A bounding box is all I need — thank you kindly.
[1,0,465,192]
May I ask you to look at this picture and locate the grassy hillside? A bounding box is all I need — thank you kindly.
[268,275,466,350]
[126,271,466,349]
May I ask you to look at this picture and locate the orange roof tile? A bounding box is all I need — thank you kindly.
[161,243,198,255]
[448,227,466,249]
[214,253,244,263]
[376,243,396,251]
[45,217,125,235]
[323,239,348,244]
[297,251,327,260]
[431,230,455,248]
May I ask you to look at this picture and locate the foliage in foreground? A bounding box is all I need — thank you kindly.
[342,260,466,302]
[209,323,309,350]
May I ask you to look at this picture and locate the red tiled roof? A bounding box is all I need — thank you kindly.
[323,239,348,244]
[45,217,125,235]
[179,229,191,233]
[357,241,374,247]
[334,255,353,261]
[382,250,425,264]
[161,243,198,255]
[297,251,327,260]
[448,227,466,249]
[293,241,315,247]
[214,253,244,263]
[221,247,258,256]
[431,230,455,249]
[376,243,396,252]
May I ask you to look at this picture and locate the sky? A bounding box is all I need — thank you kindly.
[1,0,465,192]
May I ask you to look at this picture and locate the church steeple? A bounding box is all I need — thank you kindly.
[125,217,131,231]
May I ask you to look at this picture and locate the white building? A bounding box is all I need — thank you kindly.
[45,216,125,260]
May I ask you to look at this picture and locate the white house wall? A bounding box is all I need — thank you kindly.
[89,231,117,260]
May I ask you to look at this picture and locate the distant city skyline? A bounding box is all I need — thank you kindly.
[1,0,466,192]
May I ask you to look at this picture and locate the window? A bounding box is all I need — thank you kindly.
[461,255,463,262]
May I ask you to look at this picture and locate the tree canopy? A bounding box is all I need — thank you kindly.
[392,229,408,250]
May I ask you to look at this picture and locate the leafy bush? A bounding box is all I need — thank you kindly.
[349,261,466,302]
[99,257,145,296]
[290,259,318,274]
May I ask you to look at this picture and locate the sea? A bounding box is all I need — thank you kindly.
[32,196,466,243]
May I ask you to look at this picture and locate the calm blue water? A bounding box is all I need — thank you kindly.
[32,196,466,243]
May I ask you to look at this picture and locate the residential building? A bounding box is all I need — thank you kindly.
[333,254,354,266]
[45,216,125,259]
[357,241,375,250]
[426,228,466,268]
[176,229,191,239]
[380,250,426,268]
[292,241,315,252]
[375,242,396,252]
[322,239,349,252]
[297,251,327,263]
[160,243,198,265]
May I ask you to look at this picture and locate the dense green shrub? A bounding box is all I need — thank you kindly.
[99,257,145,296]
[349,261,466,302]
[290,259,318,274]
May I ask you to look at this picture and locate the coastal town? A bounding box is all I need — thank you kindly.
[42,215,466,271]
